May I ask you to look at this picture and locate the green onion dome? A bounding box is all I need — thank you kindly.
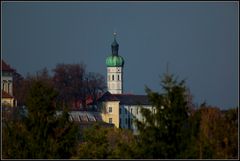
[106,55,124,67]
[106,32,124,67]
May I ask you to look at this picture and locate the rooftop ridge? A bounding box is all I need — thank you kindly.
[1,59,15,72]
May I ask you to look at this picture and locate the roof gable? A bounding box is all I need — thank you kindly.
[1,60,15,72]
[97,91,119,102]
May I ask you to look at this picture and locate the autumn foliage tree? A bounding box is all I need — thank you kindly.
[182,105,238,159]
[13,63,106,109]
[52,63,106,109]
[85,72,106,106]
[73,123,137,159]
[52,63,86,108]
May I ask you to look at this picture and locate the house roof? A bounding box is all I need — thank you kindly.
[97,91,119,102]
[97,91,151,105]
[1,60,15,72]
[56,111,103,123]
[1,90,13,98]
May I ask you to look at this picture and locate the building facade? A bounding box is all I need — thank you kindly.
[1,60,17,107]
[98,91,154,134]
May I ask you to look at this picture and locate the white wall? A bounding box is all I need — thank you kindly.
[119,104,154,134]
[107,67,123,94]
[2,75,13,95]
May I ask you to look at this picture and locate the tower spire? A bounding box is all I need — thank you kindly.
[106,32,124,94]
[111,32,119,56]
[113,32,117,40]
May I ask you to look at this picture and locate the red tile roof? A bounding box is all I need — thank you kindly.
[1,90,13,98]
[1,60,15,72]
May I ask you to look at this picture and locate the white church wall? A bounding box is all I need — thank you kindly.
[119,104,153,134]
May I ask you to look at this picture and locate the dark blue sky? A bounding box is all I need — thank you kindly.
[2,2,238,109]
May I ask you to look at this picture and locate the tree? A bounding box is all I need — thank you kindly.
[12,67,53,106]
[73,123,137,159]
[53,63,86,108]
[2,80,79,159]
[182,105,238,159]
[222,107,238,159]
[12,71,24,106]
[134,73,191,159]
[52,63,106,109]
[85,72,106,107]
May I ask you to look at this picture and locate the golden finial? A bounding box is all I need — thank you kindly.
[113,32,117,40]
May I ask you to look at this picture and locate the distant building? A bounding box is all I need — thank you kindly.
[97,33,154,134]
[1,60,17,107]
[97,91,153,134]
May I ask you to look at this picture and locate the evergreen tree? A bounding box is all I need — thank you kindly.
[2,80,79,159]
[135,73,190,159]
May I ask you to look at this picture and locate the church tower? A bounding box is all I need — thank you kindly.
[106,33,124,94]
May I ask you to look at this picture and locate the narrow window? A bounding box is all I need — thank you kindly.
[109,118,112,124]
[112,75,114,81]
[118,75,120,81]
[2,82,5,91]
[109,107,112,113]
[7,83,10,93]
